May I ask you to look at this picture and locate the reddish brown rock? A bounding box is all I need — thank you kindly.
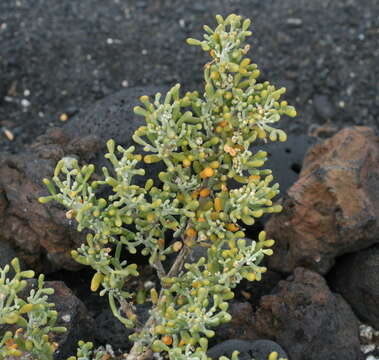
[253,267,362,360]
[329,245,379,328]
[266,126,379,274]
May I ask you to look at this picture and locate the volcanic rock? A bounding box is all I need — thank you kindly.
[266,126,379,274]
[329,245,379,328]
[253,267,362,360]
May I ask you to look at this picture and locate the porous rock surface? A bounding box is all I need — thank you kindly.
[266,126,379,274]
[0,86,164,272]
[329,245,379,329]
[252,267,362,360]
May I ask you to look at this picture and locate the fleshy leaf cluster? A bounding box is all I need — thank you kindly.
[0,258,66,360]
[37,13,295,360]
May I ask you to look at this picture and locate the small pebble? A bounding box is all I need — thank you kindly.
[179,19,185,28]
[141,49,148,55]
[286,18,303,26]
[62,314,71,323]
[21,98,31,107]
[3,128,14,141]
[121,80,129,87]
[59,113,69,122]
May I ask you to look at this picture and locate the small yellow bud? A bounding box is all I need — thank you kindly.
[226,223,239,232]
[150,288,159,304]
[172,241,183,252]
[199,167,214,179]
[19,304,33,314]
[210,71,220,80]
[158,238,165,248]
[246,272,256,281]
[154,325,165,335]
[144,155,161,164]
[90,272,104,292]
[214,198,222,212]
[264,239,275,247]
[183,158,191,167]
[224,92,233,100]
[219,119,228,128]
[268,352,279,360]
[151,340,162,352]
[179,339,186,347]
[186,228,197,238]
[162,335,173,346]
[140,95,149,103]
[210,161,220,169]
[199,188,211,197]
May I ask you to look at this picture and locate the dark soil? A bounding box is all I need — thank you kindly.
[1,0,378,154]
[1,0,378,357]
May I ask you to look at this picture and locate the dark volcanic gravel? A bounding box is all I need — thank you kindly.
[0,0,378,153]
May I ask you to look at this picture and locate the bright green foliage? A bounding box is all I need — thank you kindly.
[66,341,108,360]
[0,258,66,360]
[38,13,295,360]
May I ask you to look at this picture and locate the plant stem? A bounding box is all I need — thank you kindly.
[125,245,191,360]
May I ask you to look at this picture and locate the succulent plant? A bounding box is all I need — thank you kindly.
[34,13,296,360]
[0,259,66,360]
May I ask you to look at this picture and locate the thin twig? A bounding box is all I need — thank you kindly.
[125,244,192,360]
[152,258,166,280]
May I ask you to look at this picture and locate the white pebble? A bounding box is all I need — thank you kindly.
[179,19,185,28]
[62,314,71,323]
[286,18,303,26]
[21,99,31,107]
